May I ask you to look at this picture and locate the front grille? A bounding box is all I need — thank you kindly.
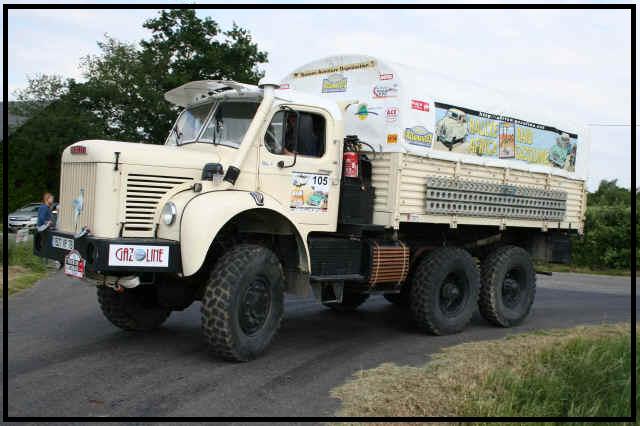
[124,173,194,234]
[58,163,98,233]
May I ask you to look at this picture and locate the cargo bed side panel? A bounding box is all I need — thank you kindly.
[370,153,586,233]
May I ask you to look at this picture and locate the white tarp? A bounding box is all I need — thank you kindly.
[280,54,588,181]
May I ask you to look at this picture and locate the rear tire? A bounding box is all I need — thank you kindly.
[410,247,479,335]
[201,244,284,362]
[97,285,171,331]
[479,245,536,327]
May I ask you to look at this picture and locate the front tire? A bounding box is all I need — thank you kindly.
[97,285,171,331]
[201,244,284,362]
[410,247,479,335]
[479,245,536,327]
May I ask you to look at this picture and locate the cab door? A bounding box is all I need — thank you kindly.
[258,105,340,229]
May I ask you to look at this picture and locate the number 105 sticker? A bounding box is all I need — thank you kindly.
[290,172,330,212]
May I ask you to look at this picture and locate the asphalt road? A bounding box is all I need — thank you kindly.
[3,271,635,418]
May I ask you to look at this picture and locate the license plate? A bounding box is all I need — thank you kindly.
[64,250,85,279]
[52,235,74,250]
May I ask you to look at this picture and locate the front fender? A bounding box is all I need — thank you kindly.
[179,190,309,276]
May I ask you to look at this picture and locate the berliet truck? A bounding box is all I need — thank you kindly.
[34,55,588,361]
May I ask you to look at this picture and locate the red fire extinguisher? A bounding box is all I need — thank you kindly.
[343,151,359,178]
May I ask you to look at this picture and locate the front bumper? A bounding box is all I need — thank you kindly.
[34,229,182,274]
[8,221,35,230]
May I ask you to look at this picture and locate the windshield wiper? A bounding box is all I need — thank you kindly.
[172,127,183,144]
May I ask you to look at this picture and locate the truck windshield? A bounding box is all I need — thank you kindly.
[200,101,259,148]
[166,103,213,146]
[166,101,259,148]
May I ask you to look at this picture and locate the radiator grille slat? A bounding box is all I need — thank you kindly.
[123,173,193,235]
[58,163,97,233]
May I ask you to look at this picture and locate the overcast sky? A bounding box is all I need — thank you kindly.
[4,5,634,191]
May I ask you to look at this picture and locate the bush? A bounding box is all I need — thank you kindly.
[570,180,633,270]
[572,205,632,269]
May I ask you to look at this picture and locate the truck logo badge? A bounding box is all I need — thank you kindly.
[404,126,434,148]
[134,248,147,261]
[321,74,347,93]
[72,188,85,231]
[250,192,264,206]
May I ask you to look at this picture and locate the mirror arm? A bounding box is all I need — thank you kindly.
[278,106,299,169]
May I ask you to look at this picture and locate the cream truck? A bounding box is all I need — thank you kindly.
[34,55,588,361]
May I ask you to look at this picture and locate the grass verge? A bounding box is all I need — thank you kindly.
[331,323,634,422]
[534,261,630,277]
[2,241,48,297]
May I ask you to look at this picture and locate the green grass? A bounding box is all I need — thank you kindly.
[2,240,48,297]
[7,270,47,295]
[8,241,46,273]
[465,332,634,421]
[331,323,633,422]
[534,261,631,277]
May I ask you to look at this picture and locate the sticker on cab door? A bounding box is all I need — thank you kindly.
[290,172,329,212]
[108,244,170,267]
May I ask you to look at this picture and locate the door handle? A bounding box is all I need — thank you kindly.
[317,169,332,174]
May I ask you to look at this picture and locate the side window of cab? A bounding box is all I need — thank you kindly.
[264,110,325,157]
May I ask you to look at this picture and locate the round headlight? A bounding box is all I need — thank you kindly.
[161,202,177,225]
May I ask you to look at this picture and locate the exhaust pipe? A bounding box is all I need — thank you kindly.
[222,79,279,187]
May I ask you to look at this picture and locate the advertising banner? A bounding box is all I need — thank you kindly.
[433,102,578,171]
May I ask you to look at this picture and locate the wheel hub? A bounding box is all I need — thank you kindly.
[501,276,522,309]
[239,277,271,336]
[439,274,467,316]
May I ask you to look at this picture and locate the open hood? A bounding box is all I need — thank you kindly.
[164,80,261,107]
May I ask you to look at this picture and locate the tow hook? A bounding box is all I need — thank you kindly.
[93,274,140,292]
[106,282,125,293]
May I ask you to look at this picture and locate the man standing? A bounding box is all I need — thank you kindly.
[283,112,297,155]
[37,192,55,232]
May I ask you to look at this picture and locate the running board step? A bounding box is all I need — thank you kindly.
[310,274,366,282]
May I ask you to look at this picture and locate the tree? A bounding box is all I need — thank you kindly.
[587,179,629,207]
[5,79,108,211]
[9,74,69,120]
[79,9,267,144]
[6,9,267,211]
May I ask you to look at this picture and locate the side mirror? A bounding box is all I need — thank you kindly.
[277,107,300,169]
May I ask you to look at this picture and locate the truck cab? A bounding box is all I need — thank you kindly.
[35,80,361,361]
